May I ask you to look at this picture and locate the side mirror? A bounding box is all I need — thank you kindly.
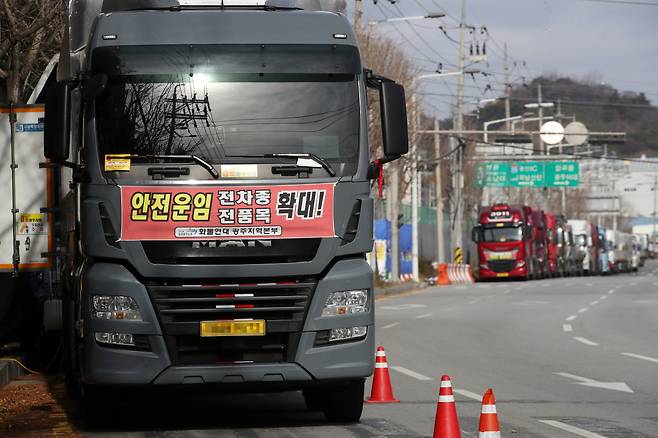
[44,82,71,161]
[471,226,480,243]
[380,82,409,158]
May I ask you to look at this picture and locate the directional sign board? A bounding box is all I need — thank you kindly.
[475,162,509,187]
[476,161,579,188]
[546,161,579,187]
[509,161,545,187]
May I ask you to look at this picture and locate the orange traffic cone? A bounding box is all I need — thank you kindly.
[365,346,400,403]
[433,375,461,438]
[478,388,501,438]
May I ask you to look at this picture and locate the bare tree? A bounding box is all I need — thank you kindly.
[0,0,66,104]
[356,27,421,201]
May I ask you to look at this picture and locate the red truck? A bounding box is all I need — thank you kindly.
[472,204,539,280]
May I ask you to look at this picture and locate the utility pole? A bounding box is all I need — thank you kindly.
[538,82,544,155]
[504,43,511,131]
[434,119,446,264]
[411,94,420,282]
[452,0,467,260]
[390,162,400,280]
[651,175,658,252]
[354,0,362,30]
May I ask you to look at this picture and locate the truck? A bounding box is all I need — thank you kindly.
[472,204,538,280]
[36,0,410,422]
[606,230,632,273]
[545,213,560,277]
[530,209,548,278]
[568,219,593,275]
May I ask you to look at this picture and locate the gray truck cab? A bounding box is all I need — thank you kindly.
[43,0,408,422]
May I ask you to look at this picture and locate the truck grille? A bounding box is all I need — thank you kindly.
[488,260,516,273]
[146,280,316,365]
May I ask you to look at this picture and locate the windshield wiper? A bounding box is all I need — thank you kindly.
[130,154,219,179]
[231,153,336,177]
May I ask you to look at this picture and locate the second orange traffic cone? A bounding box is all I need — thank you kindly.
[478,388,501,438]
[433,375,461,438]
[365,346,399,403]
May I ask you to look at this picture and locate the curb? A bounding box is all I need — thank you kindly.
[374,281,428,298]
[0,359,25,390]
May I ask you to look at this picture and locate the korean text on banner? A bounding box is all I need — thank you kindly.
[119,184,336,241]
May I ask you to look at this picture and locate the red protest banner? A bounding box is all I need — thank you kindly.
[119,183,335,241]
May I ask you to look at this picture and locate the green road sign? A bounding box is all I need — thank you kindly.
[475,162,509,187]
[546,161,579,187]
[509,161,545,187]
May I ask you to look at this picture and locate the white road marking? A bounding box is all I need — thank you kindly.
[563,324,573,332]
[538,420,607,438]
[554,372,633,393]
[616,285,622,289]
[633,299,658,304]
[542,283,550,287]
[512,300,549,306]
[468,299,479,305]
[566,315,577,322]
[503,289,511,294]
[577,307,589,314]
[621,352,658,364]
[631,282,638,286]
[382,322,400,329]
[573,337,599,346]
[453,389,482,401]
[416,313,432,319]
[380,304,427,311]
[608,290,615,295]
[390,366,432,381]
[590,300,599,306]
[599,296,607,300]
[586,283,593,287]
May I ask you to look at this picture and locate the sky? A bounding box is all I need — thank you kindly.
[355,0,658,118]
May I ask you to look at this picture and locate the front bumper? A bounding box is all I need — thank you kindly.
[81,259,375,386]
[478,264,528,279]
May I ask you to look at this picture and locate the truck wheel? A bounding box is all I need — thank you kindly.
[316,379,365,423]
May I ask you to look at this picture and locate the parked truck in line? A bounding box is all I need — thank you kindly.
[25,0,410,421]
[472,204,539,280]
[568,219,593,275]
[606,230,633,273]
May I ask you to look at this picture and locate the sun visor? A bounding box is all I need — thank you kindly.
[92,44,361,76]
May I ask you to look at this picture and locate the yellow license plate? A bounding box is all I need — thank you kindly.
[200,320,266,337]
[496,273,510,278]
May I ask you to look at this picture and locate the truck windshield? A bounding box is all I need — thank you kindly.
[576,234,587,247]
[92,45,360,170]
[481,226,523,243]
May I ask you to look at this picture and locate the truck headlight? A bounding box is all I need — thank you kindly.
[95,332,135,347]
[92,295,142,321]
[314,326,368,345]
[321,289,369,317]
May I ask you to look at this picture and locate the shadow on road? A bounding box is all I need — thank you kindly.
[47,377,339,434]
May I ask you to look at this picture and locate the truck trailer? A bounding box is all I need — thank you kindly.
[35,0,409,421]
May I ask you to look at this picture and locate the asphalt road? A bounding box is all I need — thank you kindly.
[67,262,658,437]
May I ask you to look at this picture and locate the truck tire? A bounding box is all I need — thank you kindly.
[307,379,365,423]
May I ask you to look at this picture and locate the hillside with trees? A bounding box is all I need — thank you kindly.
[478,76,658,156]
